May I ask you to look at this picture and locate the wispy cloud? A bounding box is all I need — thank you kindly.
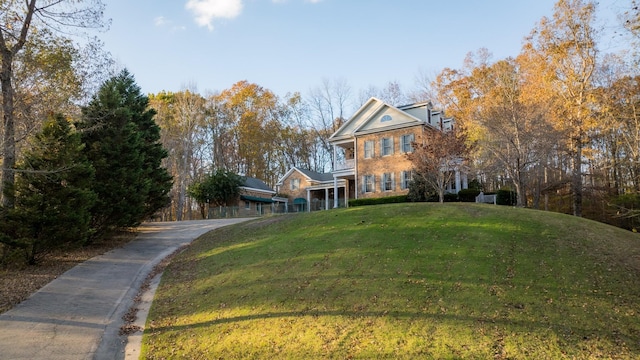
[154,16,187,32]
[271,0,323,3]
[185,0,243,31]
[154,16,168,27]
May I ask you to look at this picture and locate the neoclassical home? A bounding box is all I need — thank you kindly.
[277,97,469,210]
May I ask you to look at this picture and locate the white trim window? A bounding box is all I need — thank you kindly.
[364,140,374,159]
[363,175,375,193]
[381,137,394,156]
[382,172,395,191]
[400,170,413,190]
[401,134,414,153]
[290,178,300,190]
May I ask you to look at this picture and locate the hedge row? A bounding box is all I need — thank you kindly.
[347,189,517,207]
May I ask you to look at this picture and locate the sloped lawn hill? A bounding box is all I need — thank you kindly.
[142,203,640,359]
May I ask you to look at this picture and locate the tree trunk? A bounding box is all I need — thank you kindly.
[176,178,185,221]
[1,54,16,209]
[572,136,583,217]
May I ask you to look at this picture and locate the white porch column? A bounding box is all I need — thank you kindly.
[306,188,311,212]
[333,177,339,208]
[325,188,329,210]
[462,172,468,190]
[455,170,461,193]
[332,144,337,170]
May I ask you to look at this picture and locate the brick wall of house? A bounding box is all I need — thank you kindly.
[277,171,315,201]
[356,125,426,198]
[236,188,275,216]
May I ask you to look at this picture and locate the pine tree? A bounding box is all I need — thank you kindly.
[0,114,96,265]
[78,69,171,238]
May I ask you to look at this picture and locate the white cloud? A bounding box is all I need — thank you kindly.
[185,0,243,31]
[272,0,323,3]
[154,16,167,27]
[154,16,186,32]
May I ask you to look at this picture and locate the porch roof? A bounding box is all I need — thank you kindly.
[240,195,274,203]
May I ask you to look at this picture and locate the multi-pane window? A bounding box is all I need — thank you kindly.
[383,173,394,191]
[400,170,413,190]
[364,140,374,158]
[363,175,375,193]
[381,137,393,156]
[290,178,300,190]
[401,134,414,153]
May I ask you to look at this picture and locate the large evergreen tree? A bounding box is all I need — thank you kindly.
[0,114,96,265]
[78,69,172,238]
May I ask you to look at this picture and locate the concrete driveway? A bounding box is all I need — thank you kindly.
[0,218,252,360]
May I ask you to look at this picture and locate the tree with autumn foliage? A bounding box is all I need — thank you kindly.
[210,81,284,185]
[433,52,561,207]
[523,0,598,217]
[408,128,470,203]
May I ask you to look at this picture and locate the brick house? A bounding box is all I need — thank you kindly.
[234,177,287,216]
[277,97,468,210]
[275,167,347,212]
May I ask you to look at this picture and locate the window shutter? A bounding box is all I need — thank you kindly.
[372,175,376,192]
[392,172,396,190]
[362,176,366,193]
[390,137,394,155]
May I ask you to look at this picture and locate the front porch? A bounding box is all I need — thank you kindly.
[302,179,348,211]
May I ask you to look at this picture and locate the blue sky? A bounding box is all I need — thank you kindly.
[100,0,624,98]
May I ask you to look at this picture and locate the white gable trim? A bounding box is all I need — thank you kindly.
[240,186,276,195]
[329,97,385,140]
[275,166,314,186]
[329,97,435,143]
[352,104,426,134]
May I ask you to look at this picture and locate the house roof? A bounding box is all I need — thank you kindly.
[242,177,275,193]
[276,167,334,186]
[240,194,274,203]
[296,168,334,182]
[329,97,433,142]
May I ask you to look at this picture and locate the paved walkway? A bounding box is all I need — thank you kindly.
[0,218,252,360]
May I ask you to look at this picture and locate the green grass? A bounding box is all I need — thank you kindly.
[141,203,640,359]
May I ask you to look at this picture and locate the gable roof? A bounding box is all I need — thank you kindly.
[329,97,433,142]
[297,168,334,182]
[276,167,333,186]
[242,177,275,193]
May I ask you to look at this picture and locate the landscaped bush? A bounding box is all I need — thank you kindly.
[349,195,408,207]
[422,192,459,202]
[458,189,481,202]
[496,189,517,206]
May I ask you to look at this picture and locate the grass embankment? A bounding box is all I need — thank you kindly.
[142,203,640,359]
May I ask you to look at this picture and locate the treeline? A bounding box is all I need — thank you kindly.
[428,0,640,230]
